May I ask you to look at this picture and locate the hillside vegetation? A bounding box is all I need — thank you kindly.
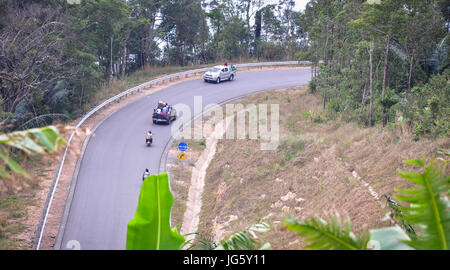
[298,0,449,139]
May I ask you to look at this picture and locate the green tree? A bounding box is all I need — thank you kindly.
[73,0,131,81]
[160,0,210,65]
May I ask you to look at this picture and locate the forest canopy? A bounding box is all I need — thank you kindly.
[0,0,302,129]
[0,0,448,139]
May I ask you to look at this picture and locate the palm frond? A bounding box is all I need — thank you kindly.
[284,214,369,250]
[394,158,449,250]
[382,195,417,238]
[181,232,218,250]
[215,223,270,250]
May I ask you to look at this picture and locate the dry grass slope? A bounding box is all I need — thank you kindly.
[196,86,449,249]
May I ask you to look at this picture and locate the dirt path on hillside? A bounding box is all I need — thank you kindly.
[179,114,234,246]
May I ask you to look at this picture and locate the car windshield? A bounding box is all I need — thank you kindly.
[210,68,220,72]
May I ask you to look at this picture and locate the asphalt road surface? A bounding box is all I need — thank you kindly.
[60,68,311,250]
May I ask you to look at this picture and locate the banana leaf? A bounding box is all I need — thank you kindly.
[126,172,185,250]
[0,125,65,178]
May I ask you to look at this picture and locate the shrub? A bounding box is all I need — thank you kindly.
[309,79,317,94]
[327,98,342,113]
[398,74,449,139]
[313,114,323,123]
[279,137,305,161]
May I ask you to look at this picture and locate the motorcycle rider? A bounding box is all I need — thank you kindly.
[146,130,153,145]
[142,168,150,181]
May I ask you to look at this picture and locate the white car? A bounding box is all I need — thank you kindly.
[203,65,236,83]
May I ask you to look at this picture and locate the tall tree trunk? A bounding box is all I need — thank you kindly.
[254,9,262,58]
[146,17,156,65]
[360,83,367,113]
[245,0,251,58]
[382,35,391,96]
[121,44,127,77]
[141,37,146,68]
[109,35,114,82]
[382,34,391,127]
[368,42,374,126]
[166,35,170,65]
[408,54,414,92]
[329,24,335,67]
[79,74,84,109]
[324,22,329,65]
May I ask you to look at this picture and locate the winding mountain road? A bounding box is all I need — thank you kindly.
[59,68,311,250]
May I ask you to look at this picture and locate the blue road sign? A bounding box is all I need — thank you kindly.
[178,142,188,152]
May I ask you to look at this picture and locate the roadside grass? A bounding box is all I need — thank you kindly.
[0,193,34,249]
[279,137,305,162]
[0,155,56,250]
[195,85,449,249]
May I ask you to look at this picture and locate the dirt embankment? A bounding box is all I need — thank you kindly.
[191,86,449,249]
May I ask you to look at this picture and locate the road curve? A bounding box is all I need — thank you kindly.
[60,68,311,250]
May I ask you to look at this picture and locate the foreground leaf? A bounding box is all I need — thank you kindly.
[395,159,449,250]
[0,125,65,178]
[284,215,369,250]
[215,222,270,250]
[0,148,29,178]
[126,173,185,250]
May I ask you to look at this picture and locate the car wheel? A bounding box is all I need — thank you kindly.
[204,79,208,82]
[216,77,220,84]
[229,74,234,81]
[153,120,156,124]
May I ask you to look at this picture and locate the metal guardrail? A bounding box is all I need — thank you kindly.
[34,60,311,250]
